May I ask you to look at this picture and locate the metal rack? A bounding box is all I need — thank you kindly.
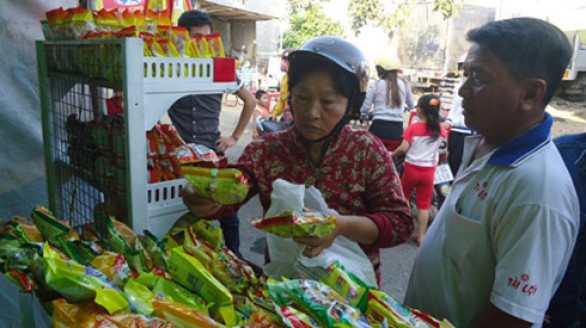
[37,38,238,237]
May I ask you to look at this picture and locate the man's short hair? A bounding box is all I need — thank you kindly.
[467,17,572,104]
[178,10,213,30]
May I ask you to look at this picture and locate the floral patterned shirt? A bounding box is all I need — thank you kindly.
[222,125,413,282]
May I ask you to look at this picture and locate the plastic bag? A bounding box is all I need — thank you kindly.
[262,179,377,287]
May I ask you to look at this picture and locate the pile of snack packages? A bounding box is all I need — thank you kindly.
[42,6,225,58]
[0,145,454,327]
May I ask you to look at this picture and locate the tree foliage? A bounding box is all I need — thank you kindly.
[282,3,346,48]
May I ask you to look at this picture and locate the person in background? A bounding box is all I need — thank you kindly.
[252,90,270,140]
[445,55,474,176]
[360,55,414,151]
[181,36,413,286]
[404,17,579,327]
[169,10,256,257]
[271,48,295,123]
[545,132,586,328]
[391,94,447,246]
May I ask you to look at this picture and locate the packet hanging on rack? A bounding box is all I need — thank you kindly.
[181,166,250,205]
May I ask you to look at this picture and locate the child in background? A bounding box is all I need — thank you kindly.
[392,94,447,246]
[252,90,271,140]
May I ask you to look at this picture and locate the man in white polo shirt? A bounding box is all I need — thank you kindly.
[404,17,580,328]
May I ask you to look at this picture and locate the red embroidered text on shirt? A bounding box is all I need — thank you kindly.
[474,181,489,200]
[507,273,538,296]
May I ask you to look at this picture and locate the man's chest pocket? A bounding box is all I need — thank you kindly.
[444,206,484,270]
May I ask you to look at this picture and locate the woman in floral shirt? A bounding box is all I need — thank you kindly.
[183,36,413,285]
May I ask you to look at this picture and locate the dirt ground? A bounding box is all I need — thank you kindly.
[548,97,586,137]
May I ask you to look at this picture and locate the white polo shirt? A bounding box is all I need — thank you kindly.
[404,113,579,327]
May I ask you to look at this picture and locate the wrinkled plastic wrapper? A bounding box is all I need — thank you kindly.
[262,179,376,287]
[252,210,336,238]
[181,166,250,205]
[152,298,223,328]
[107,217,152,273]
[168,247,235,326]
[43,243,129,314]
[268,279,369,328]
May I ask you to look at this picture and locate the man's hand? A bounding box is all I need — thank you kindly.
[181,184,223,218]
[216,135,238,152]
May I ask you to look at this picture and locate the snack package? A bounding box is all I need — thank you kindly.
[31,206,79,245]
[43,243,129,314]
[59,238,104,265]
[176,143,227,168]
[294,260,369,311]
[141,230,168,270]
[172,213,223,249]
[251,210,336,238]
[151,275,209,316]
[365,289,430,328]
[183,226,258,294]
[152,298,223,328]
[107,217,152,273]
[10,216,44,243]
[124,278,155,316]
[268,279,368,328]
[5,269,36,292]
[90,251,131,288]
[168,247,235,326]
[275,305,319,328]
[206,33,225,57]
[181,166,250,205]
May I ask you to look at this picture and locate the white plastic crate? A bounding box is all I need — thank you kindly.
[38,38,238,237]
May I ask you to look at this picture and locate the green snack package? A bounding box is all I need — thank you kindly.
[135,272,161,289]
[251,210,336,238]
[31,206,79,245]
[294,260,370,311]
[152,275,209,316]
[106,217,152,273]
[0,234,22,259]
[141,230,168,270]
[181,166,250,205]
[43,243,129,314]
[183,226,257,294]
[366,289,430,328]
[9,217,44,243]
[59,238,104,265]
[123,279,155,316]
[168,247,235,326]
[268,279,368,328]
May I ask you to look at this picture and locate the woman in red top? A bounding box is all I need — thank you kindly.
[392,94,447,246]
[183,36,413,285]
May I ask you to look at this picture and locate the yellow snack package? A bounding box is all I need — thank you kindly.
[153,297,223,328]
[168,247,235,326]
[107,217,153,273]
[181,166,250,205]
[251,210,336,238]
[152,277,209,316]
[90,251,131,288]
[206,33,225,57]
[365,289,430,328]
[11,216,43,243]
[43,243,129,314]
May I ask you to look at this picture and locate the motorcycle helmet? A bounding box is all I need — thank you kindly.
[288,36,368,142]
[281,48,296,60]
[374,54,401,71]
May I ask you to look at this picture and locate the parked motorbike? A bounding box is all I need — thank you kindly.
[255,116,290,136]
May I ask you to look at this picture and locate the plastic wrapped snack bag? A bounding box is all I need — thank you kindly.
[261,179,377,287]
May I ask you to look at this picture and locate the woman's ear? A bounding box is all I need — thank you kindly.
[520,78,547,111]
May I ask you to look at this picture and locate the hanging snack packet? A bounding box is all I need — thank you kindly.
[181,166,250,205]
[176,143,227,168]
[43,243,129,314]
[153,298,223,328]
[168,247,235,326]
[107,217,152,273]
[191,35,210,58]
[206,33,226,57]
[171,26,190,57]
[69,7,95,39]
[31,206,79,245]
[252,210,336,238]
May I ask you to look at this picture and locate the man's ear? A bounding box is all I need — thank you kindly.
[520,78,547,111]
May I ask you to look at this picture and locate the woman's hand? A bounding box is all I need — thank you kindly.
[294,214,342,258]
[181,183,223,219]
